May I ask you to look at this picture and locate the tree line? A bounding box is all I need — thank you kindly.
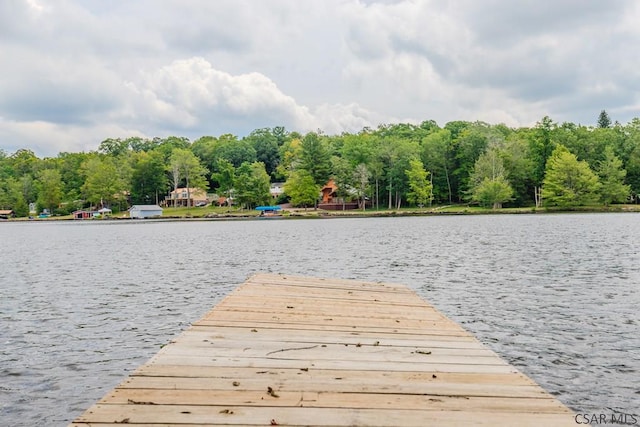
[1,111,638,217]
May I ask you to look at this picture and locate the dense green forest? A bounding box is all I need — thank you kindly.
[1,111,638,217]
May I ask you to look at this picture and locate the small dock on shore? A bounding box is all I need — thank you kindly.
[71,273,574,426]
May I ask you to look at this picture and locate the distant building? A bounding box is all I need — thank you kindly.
[318,179,359,210]
[164,187,208,207]
[97,207,112,217]
[72,210,91,220]
[320,179,338,204]
[130,205,163,219]
[270,182,285,199]
[0,209,14,219]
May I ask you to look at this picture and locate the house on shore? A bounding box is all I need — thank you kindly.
[164,187,208,207]
[0,209,14,219]
[97,207,112,217]
[318,179,359,210]
[72,207,113,219]
[270,182,285,199]
[73,210,91,220]
[130,205,163,219]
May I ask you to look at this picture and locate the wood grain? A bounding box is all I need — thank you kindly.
[70,273,575,426]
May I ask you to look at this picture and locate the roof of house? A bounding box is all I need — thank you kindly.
[130,205,163,211]
[0,209,14,215]
[322,179,338,193]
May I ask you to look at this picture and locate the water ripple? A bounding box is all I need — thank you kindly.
[1,214,639,425]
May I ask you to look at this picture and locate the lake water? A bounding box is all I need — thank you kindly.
[1,214,638,425]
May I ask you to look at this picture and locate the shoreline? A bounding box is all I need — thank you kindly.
[4,204,640,223]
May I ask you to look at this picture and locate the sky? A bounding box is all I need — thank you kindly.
[1,0,639,157]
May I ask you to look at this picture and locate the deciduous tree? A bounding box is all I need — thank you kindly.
[212,159,235,206]
[597,146,630,205]
[0,177,29,216]
[405,158,433,207]
[130,151,167,205]
[169,149,209,207]
[331,156,354,210]
[421,129,453,204]
[542,145,601,207]
[211,134,257,168]
[234,162,271,209]
[36,169,63,213]
[245,128,280,178]
[82,157,125,208]
[284,170,319,208]
[468,146,514,209]
[353,163,371,210]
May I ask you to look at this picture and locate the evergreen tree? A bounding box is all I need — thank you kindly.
[597,110,612,129]
[300,132,331,186]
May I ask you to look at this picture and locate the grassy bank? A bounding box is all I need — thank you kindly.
[5,203,640,222]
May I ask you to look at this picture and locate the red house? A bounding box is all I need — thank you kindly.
[321,179,338,204]
[73,210,91,219]
[318,179,359,210]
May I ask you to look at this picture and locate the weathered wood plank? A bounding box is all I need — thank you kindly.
[214,302,447,320]
[192,319,472,336]
[227,283,422,303]
[173,328,484,348]
[133,365,539,386]
[245,274,415,292]
[103,389,570,413]
[201,311,464,330]
[118,376,550,398]
[187,325,480,343]
[154,343,502,363]
[166,336,494,354]
[73,404,576,427]
[70,273,574,427]
[142,354,518,374]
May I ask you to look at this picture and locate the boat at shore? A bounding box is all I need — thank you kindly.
[255,205,283,218]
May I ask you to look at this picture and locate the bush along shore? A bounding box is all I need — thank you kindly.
[4,203,640,222]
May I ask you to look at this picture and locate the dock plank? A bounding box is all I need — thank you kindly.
[70,273,575,426]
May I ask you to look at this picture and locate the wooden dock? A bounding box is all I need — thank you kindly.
[71,273,575,426]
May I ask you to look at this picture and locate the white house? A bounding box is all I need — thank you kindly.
[270,182,285,198]
[130,205,163,219]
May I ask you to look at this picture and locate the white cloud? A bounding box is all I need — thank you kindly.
[0,117,146,157]
[121,57,384,137]
[1,0,640,156]
[122,57,310,130]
